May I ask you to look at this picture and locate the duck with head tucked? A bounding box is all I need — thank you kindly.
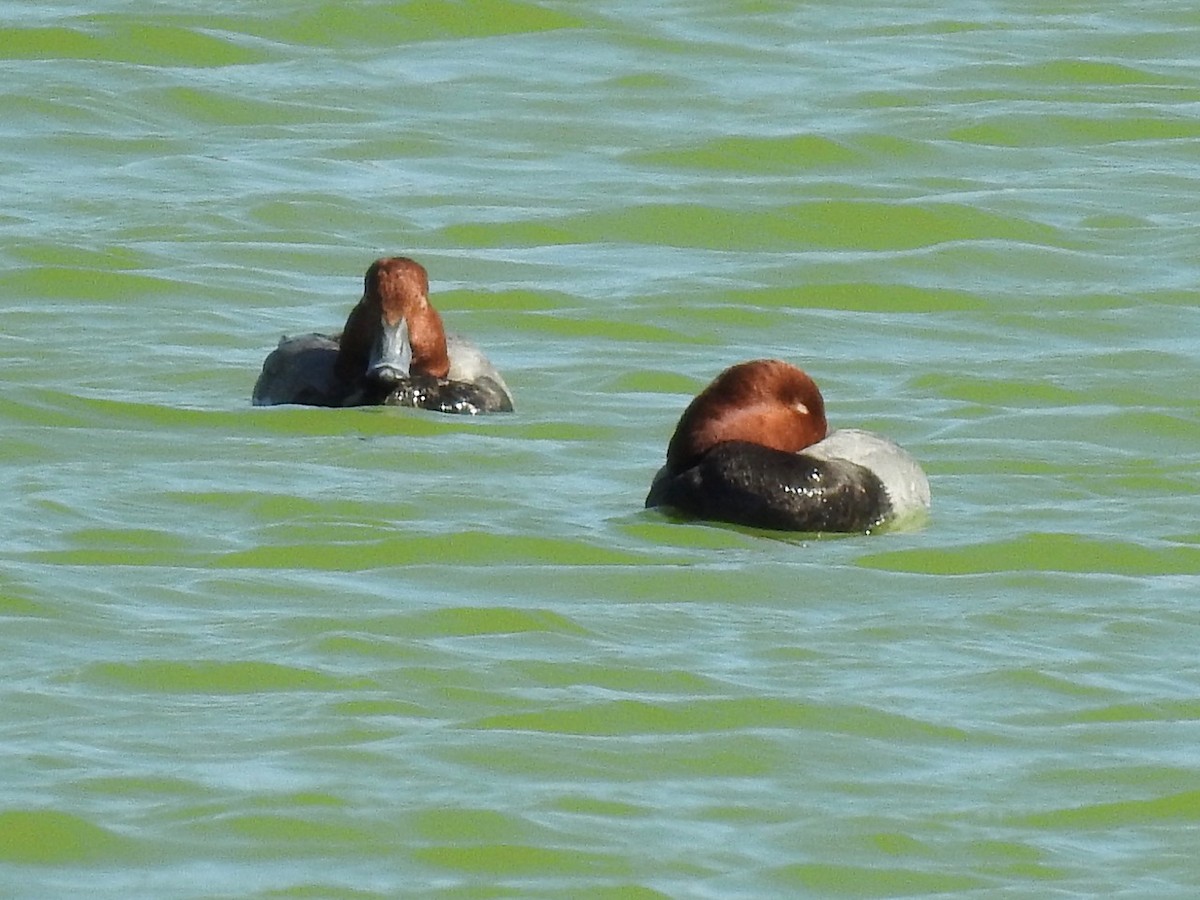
[252,257,513,414]
[646,359,930,533]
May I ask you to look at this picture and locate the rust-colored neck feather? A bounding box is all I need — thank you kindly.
[665,359,828,472]
[335,256,449,381]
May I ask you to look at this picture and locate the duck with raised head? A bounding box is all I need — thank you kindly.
[252,257,513,414]
[645,359,930,533]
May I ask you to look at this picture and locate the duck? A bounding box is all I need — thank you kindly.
[645,359,930,533]
[252,256,513,414]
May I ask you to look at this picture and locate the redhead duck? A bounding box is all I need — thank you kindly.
[646,359,930,532]
[252,257,513,414]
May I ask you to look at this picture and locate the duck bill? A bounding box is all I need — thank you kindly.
[367,317,412,384]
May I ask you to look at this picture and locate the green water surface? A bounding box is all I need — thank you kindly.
[2,1,1199,897]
